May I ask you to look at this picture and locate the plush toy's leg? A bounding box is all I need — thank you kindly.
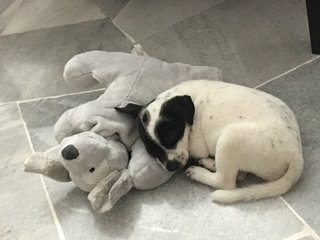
[88,169,133,213]
[24,153,71,182]
[108,169,133,208]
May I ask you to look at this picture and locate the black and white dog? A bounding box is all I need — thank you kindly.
[116,80,304,203]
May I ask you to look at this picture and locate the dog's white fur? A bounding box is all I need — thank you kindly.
[143,80,304,203]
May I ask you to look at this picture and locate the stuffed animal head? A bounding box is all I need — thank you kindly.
[59,131,128,192]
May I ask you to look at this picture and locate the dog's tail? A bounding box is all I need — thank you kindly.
[211,158,303,203]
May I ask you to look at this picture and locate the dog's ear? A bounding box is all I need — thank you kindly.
[162,95,195,125]
[115,103,143,118]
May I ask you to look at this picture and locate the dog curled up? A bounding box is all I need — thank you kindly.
[116,80,304,203]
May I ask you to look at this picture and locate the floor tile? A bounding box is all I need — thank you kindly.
[0,0,14,14]
[113,0,224,41]
[0,19,131,103]
[141,0,313,87]
[260,58,320,234]
[42,171,304,240]
[0,0,105,36]
[19,90,103,152]
[299,237,315,240]
[0,103,59,240]
[93,0,129,19]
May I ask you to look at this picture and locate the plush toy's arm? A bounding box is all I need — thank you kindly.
[63,51,147,88]
[128,140,174,190]
[54,100,138,148]
[88,169,132,213]
[24,153,71,182]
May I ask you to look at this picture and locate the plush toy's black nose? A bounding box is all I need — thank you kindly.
[61,144,79,160]
[166,160,182,172]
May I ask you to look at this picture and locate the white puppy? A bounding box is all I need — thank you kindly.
[116,80,304,203]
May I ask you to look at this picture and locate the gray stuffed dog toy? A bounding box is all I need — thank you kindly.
[24,49,222,213]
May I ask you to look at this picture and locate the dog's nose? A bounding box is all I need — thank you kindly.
[61,144,79,160]
[166,160,182,172]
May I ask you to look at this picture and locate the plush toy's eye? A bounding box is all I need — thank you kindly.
[89,167,95,173]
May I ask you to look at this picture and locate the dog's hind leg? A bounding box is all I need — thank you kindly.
[186,124,256,190]
[186,132,239,190]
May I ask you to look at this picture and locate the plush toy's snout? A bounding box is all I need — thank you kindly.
[61,144,79,160]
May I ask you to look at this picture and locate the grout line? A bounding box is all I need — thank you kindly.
[282,227,312,240]
[255,55,320,89]
[17,102,66,240]
[1,87,105,106]
[112,20,137,45]
[0,17,108,38]
[44,145,59,154]
[280,197,320,240]
[17,87,106,104]
[115,0,133,19]
[40,175,66,240]
[17,102,35,153]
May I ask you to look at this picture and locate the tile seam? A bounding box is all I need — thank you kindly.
[0,17,107,38]
[280,197,320,240]
[16,102,66,240]
[255,55,320,89]
[281,227,312,240]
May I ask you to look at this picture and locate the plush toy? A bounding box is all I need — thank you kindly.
[24,49,222,213]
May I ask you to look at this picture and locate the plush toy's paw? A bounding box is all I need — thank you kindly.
[88,170,121,213]
[24,153,71,182]
[24,152,55,173]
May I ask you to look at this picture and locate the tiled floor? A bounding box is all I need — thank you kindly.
[0,0,319,239]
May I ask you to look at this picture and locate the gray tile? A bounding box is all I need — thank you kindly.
[0,0,14,14]
[0,19,131,103]
[93,0,129,19]
[260,58,320,234]
[114,0,224,41]
[141,0,313,87]
[0,103,59,240]
[0,0,105,36]
[43,172,304,240]
[19,90,103,152]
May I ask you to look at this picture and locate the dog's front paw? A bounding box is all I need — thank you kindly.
[199,158,216,172]
[186,166,205,181]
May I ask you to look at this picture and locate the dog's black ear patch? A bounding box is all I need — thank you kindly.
[156,118,185,149]
[115,103,143,118]
[137,119,168,163]
[161,95,195,125]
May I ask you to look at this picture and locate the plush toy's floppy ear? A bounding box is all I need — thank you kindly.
[115,103,143,118]
[162,95,195,125]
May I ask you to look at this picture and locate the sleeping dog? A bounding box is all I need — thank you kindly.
[116,80,304,203]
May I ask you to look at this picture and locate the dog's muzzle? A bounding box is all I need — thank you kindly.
[166,160,183,172]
